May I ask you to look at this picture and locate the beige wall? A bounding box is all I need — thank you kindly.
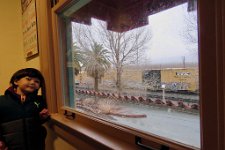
[0,0,40,94]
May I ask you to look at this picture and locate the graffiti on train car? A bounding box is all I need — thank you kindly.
[143,70,161,90]
[143,68,199,92]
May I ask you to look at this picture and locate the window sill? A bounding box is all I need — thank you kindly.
[49,113,137,149]
[49,108,199,150]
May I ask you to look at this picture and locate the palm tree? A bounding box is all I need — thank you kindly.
[82,42,110,91]
[68,45,83,75]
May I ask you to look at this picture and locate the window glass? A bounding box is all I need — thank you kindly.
[59,0,199,148]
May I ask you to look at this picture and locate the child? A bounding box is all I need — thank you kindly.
[0,68,50,150]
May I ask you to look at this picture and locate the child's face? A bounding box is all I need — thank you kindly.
[14,76,41,94]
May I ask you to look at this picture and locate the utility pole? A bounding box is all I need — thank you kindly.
[182,56,186,68]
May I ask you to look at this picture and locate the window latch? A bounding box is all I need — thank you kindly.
[135,136,170,150]
[64,110,75,120]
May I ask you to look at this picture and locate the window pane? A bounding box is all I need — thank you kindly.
[59,0,200,148]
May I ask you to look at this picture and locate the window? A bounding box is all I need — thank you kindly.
[56,0,200,148]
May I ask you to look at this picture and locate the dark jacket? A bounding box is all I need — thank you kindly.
[0,87,48,150]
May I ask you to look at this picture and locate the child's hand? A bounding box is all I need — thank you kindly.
[0,141,8,150]
[39,108,50,120]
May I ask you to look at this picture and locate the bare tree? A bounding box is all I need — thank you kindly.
[72,19,152,91]
[182,9,198,53]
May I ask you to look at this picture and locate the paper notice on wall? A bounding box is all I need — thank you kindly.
[21,0,38,58]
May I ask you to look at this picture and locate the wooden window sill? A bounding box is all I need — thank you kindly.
[49,113,138,149]
[49,109,198,150]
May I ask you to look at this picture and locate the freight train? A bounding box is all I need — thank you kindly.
[143,68,199,93]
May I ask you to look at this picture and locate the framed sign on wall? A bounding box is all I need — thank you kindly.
[21,0,39,59]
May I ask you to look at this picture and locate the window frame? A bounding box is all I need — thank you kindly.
[37,0,225,149]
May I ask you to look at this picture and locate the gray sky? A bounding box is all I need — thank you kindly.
[72,3,198,65]
[147,3,198,64]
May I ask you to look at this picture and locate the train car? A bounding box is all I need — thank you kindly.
[143,68,199,92]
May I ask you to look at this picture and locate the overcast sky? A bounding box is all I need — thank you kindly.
[146,3,198,64]
[72,3,198,65]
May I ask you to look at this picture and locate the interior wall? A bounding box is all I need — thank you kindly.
[0,0,40,94]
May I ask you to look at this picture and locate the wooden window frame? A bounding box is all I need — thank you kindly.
[37,0,225,149]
